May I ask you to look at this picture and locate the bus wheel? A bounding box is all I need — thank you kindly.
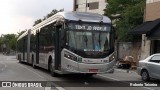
[141,70,150,81]
[49,61,58,77]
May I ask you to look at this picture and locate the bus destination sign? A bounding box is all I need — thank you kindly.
[69,24,110,31]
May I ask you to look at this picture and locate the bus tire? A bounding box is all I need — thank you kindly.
[49,58,58,77]
[32,55,37,69]
[141,70,150,81]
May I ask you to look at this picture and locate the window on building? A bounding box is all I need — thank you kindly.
[147,0,160,3]
[75,5,78,9]
[87,3,89,7]
[88,2,99,10]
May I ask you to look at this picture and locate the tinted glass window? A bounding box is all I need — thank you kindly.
[17,39,23,52]
[150,55,160,63]
[89,2,99,10]
[39,24,55,53]
[24,36,27,52]
[30,33,36,52]
[68,31,110,51]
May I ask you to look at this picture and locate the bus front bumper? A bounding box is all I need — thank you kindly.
[62,60,115,74]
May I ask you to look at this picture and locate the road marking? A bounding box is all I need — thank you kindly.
[18,63,45,79]
[98,74,157,90]
[0,61,7,72]
[98,74,120,81]
[143,87,156,90]
[44,87,65,90]
[18,64,66,90]
[44,87,51,90]
[56,87,66,90]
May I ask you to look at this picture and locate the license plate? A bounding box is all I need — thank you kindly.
[89,69,98,72]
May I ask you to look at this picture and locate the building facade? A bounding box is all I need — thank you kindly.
[140,0,160,59]
[73,0,107,15]
[145,0,160,21]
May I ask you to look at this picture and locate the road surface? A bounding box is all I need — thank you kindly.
[0,54,159,90]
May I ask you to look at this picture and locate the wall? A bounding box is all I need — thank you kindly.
[140,35,151,60]
[140,0,160,59]
[117,42,132,60]
[117,42,141,63]
[131,42,141,63]
[73,0,107,15]
[146,0,160,21]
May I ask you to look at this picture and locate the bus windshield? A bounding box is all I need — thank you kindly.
[66,22,112,53]
[68,30,110,51]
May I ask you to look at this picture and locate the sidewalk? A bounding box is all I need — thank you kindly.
[115,68,137,74]
[98,68,141,81]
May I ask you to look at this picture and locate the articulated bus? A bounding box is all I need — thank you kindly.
[16,12,115,76]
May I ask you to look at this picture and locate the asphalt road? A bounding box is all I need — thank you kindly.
[0,54,159,90]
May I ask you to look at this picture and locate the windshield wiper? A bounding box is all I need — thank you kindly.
[98,32,101,49]
[83,35,88,48]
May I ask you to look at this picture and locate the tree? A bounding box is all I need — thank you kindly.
[17,30,27,37]
[33,19,42,26]
[0,34,17,51]
[104,0,146,41]
[46,9,58,18]
[8,35,17,50]
[0,37,2,46]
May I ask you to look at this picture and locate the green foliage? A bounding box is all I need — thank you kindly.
[17,30,26,37]
[8,36,17,50]
[0,38,2,46]
[104,0,146,41]
[46,9,58,18]
[33,19,42,26]
[0,34,17,50]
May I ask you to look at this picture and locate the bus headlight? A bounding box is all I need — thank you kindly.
[109,53,115,62]
[64,51,77,61]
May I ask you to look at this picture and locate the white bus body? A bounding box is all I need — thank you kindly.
[16,12,115,76]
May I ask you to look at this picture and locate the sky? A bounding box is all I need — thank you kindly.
[0,0,73,35]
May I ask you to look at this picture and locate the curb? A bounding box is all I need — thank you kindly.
[115,69,136,73]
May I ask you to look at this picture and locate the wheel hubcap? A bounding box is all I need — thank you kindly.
[142,72,147,80]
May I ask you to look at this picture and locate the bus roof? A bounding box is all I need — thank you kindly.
[17,30,30,41]
[17,12,111,41]
[32,11,111,31]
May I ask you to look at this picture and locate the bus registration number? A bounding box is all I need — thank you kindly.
[89,69,98,72]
